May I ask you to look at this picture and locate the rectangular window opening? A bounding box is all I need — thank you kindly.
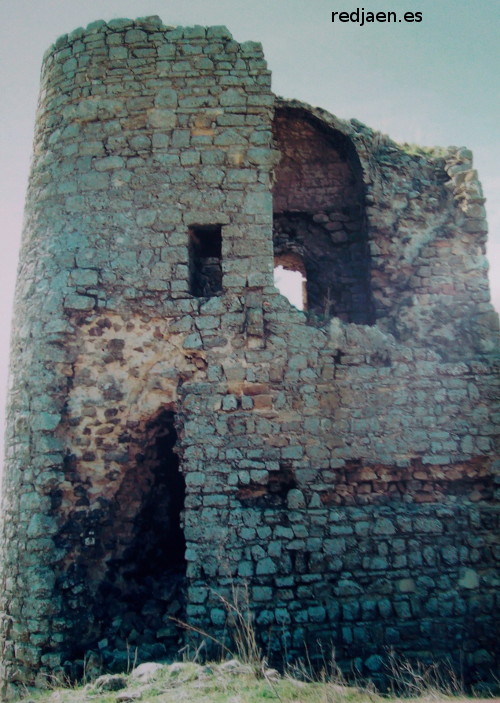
[189,225,223,297]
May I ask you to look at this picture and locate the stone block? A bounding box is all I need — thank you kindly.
[147,109,177,129]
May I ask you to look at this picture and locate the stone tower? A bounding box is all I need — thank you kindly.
[1,16,499,697]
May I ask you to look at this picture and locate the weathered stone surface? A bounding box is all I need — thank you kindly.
[0,16,499,698]
[94,674,128,691]
[131,662,165,681]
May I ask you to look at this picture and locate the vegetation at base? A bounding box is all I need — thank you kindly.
[16,658,499,703]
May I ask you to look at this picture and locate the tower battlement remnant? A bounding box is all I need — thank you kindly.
[0,16,499,697]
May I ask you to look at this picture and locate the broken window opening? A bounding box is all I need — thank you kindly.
[189,225,223,297]
[274,253,307,311]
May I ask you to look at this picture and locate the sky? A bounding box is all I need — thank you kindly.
[0,0,499,471]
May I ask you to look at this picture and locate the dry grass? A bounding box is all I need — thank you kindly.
[15,660,500,703]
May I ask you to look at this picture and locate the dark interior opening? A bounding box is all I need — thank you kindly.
[96,410,186,667]
[189,225,223,297]
[125,411,186,574]
[272,107,374,325]
[273,211,373,323]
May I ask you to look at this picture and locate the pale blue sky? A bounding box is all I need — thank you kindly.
[1,0,499,468]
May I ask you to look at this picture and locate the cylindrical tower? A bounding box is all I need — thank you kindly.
[0,16,275,694]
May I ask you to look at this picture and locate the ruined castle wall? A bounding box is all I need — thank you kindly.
[351,118,496,356]
[0,17,499,697]
[274,101,497,357]
[180,309,499,679]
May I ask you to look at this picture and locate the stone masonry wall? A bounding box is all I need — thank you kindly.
[0,17,499,697]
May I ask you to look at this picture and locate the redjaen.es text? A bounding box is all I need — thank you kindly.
[332,9,422,25]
